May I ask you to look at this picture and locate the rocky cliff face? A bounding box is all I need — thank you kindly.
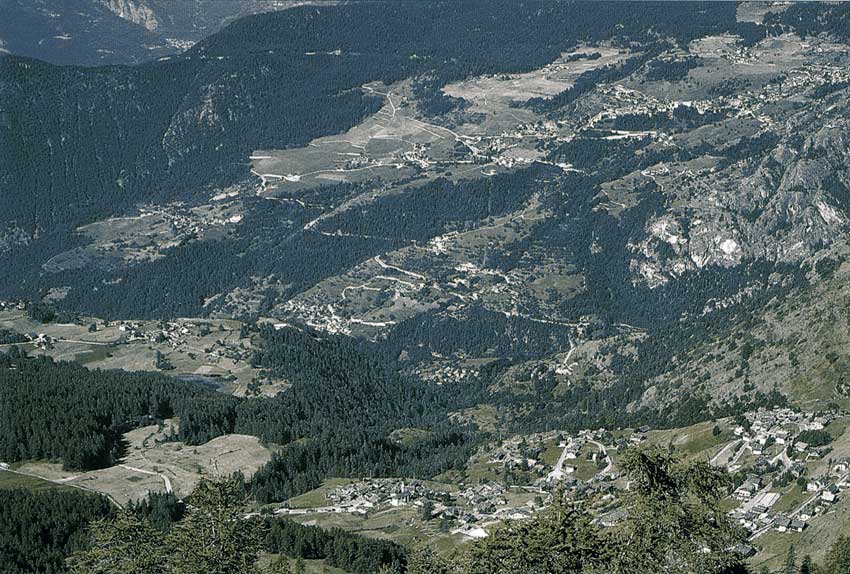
[629,93,850,290]
[96,0,324,50]
[0,0,316,65]
[98,0,160,32]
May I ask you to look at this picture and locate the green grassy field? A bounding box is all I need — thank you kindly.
[571,449,603,482]
[771,484,809,514]
[0,469,71,492]
[751,495,850,571]
[646,420,733,462]
[540,438,563,466]
[284,478,356,509]
[258,555,350,574]
[293,507,426,546]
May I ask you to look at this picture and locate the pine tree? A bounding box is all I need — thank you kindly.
[420,499,435,521]
[67,511,168,574]
[799,554,813,574]
[784,545,797,574]
[822,536,850,574]
[407,548,453,574]
[266,555,292,574]
[610,448,747,574]
[168,477,264,574]
[69,477,265,574]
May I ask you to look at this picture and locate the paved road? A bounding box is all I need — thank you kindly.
[710,439,741,467]
[588,440,613,477]
[0,464,123,508]
[119,464,173,493]
[547,441,575,482]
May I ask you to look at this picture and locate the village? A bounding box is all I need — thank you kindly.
[268,406,850,553]
[4,298,850,547]
[2,310,250,365]
[721,408,850,555]
[4,296,850,565]
[0,300,268,395]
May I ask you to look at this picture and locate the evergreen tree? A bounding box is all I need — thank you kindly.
[822,536,850,574]
[407,548,453,574]
[452,447,747,574]
[265,556,292,574]
[462,499,608,574]
[784,545,797,574]
[420,500,435,522]
[611,448,747,574]
[130,492,185,531]
[68,511,169,574]
[68,477,263,574]
[0,488,113,573]
[167,477,264,574]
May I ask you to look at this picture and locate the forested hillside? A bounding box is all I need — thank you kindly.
[241,325,483,501]
[0,313,790,509]
[0,1,744,305]
[0,488,113,574]
[0,0,316,67]
[0,0,171,66]
[0,350,239,469]
[0,334,478,497]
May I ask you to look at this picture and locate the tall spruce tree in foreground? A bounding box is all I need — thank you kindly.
[68,511,169,574]
[69,477,264,574]
[168,478,264,574]
[460,499,607,574]
[610,448,747,574]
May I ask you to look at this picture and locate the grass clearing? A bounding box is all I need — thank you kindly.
[284,478,356,509]
[15,421,274,505]
[646,420,732,462]
[0,311,273,396]
[751,496,850,571]
[294,506,444,550]
[771,484,809,514]
[0,469,73,492]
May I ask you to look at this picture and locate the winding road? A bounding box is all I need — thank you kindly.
[119,464,173,493]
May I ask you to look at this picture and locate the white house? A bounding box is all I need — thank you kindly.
[821,491,838,504]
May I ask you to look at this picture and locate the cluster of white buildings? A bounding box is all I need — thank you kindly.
[725,407,850,541]
[730,407,834,467]
[324,479,440,514]
[117,320,251,363]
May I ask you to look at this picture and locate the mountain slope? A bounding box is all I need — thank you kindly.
[0,0,315,66]
[4,1,850,420]
[0,0,170,65]
[0,1,744,300]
